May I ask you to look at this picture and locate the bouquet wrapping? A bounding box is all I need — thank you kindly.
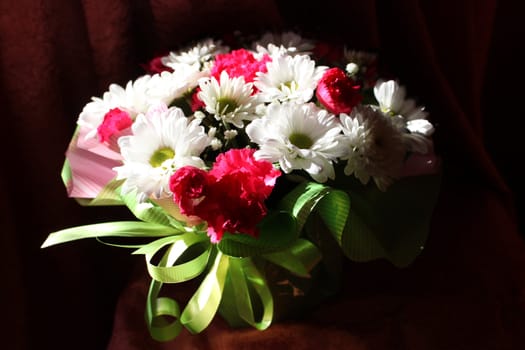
[43,31,440,342]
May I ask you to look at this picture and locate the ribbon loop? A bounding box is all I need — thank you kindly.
[263,239,322,277]
[279,181,350,247]
[146,280,183,342]
[180,251,229,334]
[228,257,274,330]
[134,233,211,283]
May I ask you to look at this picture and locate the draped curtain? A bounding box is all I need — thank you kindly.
[1,1,524,349]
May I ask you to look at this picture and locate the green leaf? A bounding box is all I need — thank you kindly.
[340,173,441,267]
[217,211,297,257]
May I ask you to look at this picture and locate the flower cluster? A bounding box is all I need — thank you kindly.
[46,31,440,342]
[69,31,436,244]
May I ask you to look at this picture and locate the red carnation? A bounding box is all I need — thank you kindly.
[316,67,362,114]
[190,88,205,112]
[169,149,281,243]
[169,166,210,214]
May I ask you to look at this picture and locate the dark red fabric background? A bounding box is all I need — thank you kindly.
[2,0,525,349]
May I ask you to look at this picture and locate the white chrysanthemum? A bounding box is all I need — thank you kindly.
[198,71,261,128]
[146,65,207,106]
[115,103,211,201]
[254,31,315,57]
[374,80,428,120]
[340,105,407,191]
[78,75,152,139]
[246,102,344,182]
[161,39,228,70]
[255,54,327,104]
[374,80,434,153]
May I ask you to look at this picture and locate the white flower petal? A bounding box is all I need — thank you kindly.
[254,54,327,104]
[247,102,343,182]
[115,103,210,200]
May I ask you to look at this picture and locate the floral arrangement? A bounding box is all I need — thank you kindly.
[43,31,440,342]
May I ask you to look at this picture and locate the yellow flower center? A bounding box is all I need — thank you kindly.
[149,147,175,167]
[216,97,238,115]
[289,132,313,149]
[281,80,297,91]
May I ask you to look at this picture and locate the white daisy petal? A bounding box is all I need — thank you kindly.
[78,75,152,140]
[254,54,327,104]
[146,66,207,105]
[407,119,434,136]
[254,31,315,57]
[198,71,261,128]
[161,38,228,69]
[114,103,211,200]
[247,102,344,182]
[340,105,407,191]
[373,80,434,155]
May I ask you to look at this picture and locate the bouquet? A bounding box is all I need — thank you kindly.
[43,31,440,342]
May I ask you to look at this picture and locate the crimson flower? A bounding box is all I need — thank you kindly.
[316,67,362,114]
[190,87,205,112]
[170,149,281,243]
[97,108,133,143]
[169,166,210,213]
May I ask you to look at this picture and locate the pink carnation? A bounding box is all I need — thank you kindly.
[316,67,362,114]
[97,108,133,143]
[169,149,281,243]
[209,148,280,198]
[211,49,271,83]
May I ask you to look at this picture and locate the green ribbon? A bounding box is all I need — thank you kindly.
[133,233,211,284]
[143,240,224,341]
[217,211,297,257]
[74,179,125,206]
[41,221,181,248]
[263,239,321,278]
[42,180,346,342]
[139,232,322,340]
[180,250,229,333]
[279,181,350,247]
[146,279,183,342]
[228,257,273,330]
